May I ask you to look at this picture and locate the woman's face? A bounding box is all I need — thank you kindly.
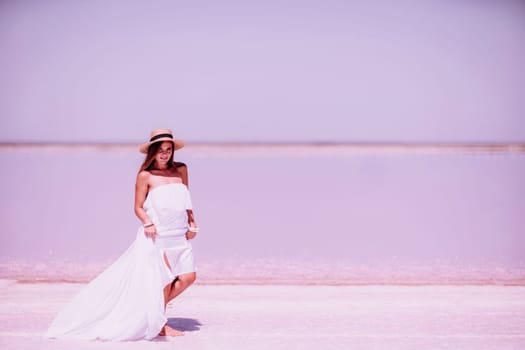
[154,141,173,165]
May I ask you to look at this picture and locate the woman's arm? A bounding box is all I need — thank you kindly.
[186,210,197,240]
[134,171,156,238]
[178,164,198,239]
[177,163,189,187]
[177,165,194,224]
[187,210,196,227]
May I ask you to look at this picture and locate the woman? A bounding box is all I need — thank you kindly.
[46,129,198,340]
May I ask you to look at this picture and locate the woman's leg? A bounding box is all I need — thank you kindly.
[166,272,196,303]
[161,253,196,306]
[158,252,184,336]
[160,273,196,337]
[161,252,173,310]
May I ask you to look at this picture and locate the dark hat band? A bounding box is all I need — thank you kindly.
[150,133,173,142]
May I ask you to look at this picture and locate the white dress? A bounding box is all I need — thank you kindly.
[46,182,195,341]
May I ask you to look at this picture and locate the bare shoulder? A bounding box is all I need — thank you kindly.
[136,170,151,183]
[174,161,187,170]
[174,162,189,186]
[174,162,188,174]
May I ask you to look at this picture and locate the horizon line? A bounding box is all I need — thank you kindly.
[1,140,525,146]
[1,141,524,154]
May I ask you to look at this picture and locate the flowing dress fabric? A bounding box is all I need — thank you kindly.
[46,183,195,341]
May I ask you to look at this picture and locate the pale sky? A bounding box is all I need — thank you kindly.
[1,0,524,143]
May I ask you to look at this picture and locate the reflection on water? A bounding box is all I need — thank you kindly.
[1,144,524,284]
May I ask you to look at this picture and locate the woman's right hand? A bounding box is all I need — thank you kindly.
[144,224,157,239]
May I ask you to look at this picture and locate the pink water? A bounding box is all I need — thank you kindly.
[1,144,524,285]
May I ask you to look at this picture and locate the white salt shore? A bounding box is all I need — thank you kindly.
[1,280,524,350]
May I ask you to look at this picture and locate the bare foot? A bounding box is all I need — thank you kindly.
[159,325,184,337]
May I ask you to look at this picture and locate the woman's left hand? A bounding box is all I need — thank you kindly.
[186,225,198,240]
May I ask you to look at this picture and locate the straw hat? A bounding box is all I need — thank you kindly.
[139,128,185,154]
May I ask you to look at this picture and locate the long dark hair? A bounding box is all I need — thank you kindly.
[138,141,176,173]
